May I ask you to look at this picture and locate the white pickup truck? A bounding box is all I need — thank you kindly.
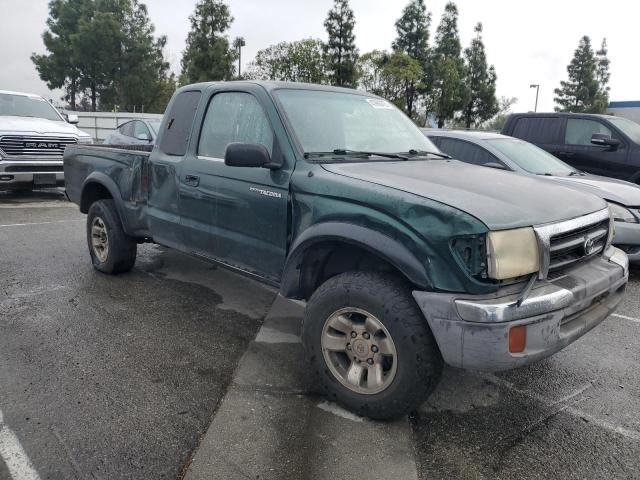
[0,90,92,190]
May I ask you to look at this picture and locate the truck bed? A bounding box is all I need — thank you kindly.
[64,144,152,237]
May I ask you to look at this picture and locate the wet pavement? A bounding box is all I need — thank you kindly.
[1,188,639,480]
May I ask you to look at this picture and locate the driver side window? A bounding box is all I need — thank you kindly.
[565,119,613,146]
[198,92,273,159]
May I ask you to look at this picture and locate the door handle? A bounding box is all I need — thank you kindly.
[185,174,200,186]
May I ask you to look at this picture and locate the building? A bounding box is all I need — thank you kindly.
[608,101,640,123]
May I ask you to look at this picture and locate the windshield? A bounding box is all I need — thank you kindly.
[487,138,575,175]
[148,120,161,135]
[0,93,63,121]
[608,116,640,144]
[274,89,439,158]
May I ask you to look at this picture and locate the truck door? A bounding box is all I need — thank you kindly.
[147,90,202,249]
[179,87,291,283]
[560,117,629,179]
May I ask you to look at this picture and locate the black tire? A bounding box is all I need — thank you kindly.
[86,199,137,274]
[302,271,443,419]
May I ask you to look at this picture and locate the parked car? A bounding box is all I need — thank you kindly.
[64,81,628,419]
[0,90,92,190]
[425,130,640,262]
[501,112,640,183]
[103,119,161,146]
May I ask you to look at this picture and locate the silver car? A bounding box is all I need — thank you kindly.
[424,129,640,262]
[103,119,161,146]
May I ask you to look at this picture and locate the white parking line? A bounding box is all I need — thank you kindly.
[0,409,41,480]
[612,313,640,324]
[0,220,82,228]
[483,374,640,442]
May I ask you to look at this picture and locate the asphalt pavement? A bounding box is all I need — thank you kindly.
[1,188,639,480]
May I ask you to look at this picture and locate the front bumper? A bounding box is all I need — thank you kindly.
[612,221,640,263]
[413,247,628,371]
[0,159,64,189]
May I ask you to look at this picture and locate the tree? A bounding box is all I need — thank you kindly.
[480,96,517,131]
[594,38,611,112]
[324,0,358,87]
[357,50,389,95]
[180,0,236,84]
[357,50,422,112]
[31,0,93,110]
[461,23,498,128]
[428,2,467,127]
[392,0,431,117]
[246,39,328,84]
[33,0,173,113]
[94,0,172,112]
[554,36,610,114]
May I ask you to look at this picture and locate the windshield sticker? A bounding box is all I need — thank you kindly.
[366,98,394,109]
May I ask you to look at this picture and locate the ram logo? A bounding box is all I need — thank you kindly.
[25,142,60,149]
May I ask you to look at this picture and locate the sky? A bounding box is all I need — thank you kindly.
[1,0,638,113]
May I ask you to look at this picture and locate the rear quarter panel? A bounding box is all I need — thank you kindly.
[63,145,151,235]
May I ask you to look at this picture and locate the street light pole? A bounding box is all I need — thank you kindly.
[233,37,246,78]
[529,84,540,112]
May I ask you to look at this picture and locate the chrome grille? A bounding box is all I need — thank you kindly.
[534,208,611,279]
[0,135,77,159]
[548,219,609,272]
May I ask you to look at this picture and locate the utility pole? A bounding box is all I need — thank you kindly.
[529,84,540,112]
[233,37,246,78]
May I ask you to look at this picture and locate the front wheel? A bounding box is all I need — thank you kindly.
[86,199,137,274]
[302,271,443,419]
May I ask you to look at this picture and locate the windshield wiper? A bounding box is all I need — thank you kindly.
[407,149,451,159]
[568,170,585,176]
[304,149,409,160]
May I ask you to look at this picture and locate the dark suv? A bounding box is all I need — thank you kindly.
[502,113,640,183]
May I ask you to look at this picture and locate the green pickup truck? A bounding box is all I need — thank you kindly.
[64,81,629,419]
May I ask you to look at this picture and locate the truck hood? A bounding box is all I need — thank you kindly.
[546,174,640,206]
[0,115,89,138]
[322,160,606,230]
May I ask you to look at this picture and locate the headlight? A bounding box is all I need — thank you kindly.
[486,227,540,280]
[607,202,637,223]
[77,136,93,144]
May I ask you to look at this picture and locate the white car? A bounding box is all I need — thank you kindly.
[0,90,92,190]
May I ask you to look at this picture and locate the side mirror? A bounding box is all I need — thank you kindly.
[66,114,79,124]
[485,162,507,170]
[591,133,620,150]
[225,143,274,168]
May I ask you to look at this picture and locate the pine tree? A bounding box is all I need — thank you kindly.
[180,0,236,84]
[392,0,431,117]
[594,38,611,113]
[31,0,94,110]
[554,36,609,113]
[461,23,498,128]
[324,0,359,87]
[428,2,467,127]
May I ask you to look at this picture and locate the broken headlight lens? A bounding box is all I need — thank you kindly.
[486,227,540,280]
[607,202,637,223]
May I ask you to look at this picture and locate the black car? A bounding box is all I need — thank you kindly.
[501,112,640,183]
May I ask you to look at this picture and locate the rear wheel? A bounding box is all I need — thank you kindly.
[86,199,137,274]
[302,271,443,419]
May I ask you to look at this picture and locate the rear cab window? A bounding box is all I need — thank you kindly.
[159,90,202,156]
[511,116,562,144]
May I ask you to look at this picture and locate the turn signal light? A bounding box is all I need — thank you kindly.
[509,325,526,353]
